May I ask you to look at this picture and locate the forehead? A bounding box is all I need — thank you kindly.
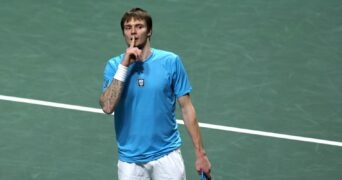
[124,18,146,25]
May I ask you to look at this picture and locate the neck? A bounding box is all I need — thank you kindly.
[139,40,151,61]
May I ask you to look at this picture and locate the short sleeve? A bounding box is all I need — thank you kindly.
[102,60,117,92]
[172,56,192,98]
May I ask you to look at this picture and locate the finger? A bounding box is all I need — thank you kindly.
[130,36,135,48]
[205,170,212,180]
[206,174,211,180]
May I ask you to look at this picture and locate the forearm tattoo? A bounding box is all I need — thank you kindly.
[100,79,124,113]
[109,79,124,105]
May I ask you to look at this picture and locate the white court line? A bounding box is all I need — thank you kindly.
[1,94,342,147]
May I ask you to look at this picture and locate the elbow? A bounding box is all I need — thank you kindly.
[99,99,115,115]
[100,102,115,114]
[101,105,115,114]
[102,107,114,114]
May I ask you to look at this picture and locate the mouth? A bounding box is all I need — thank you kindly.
[130,37,138,44]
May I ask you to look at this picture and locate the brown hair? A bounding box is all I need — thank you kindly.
[120,8,153,35]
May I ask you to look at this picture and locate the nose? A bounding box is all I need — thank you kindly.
[131,27,137,34]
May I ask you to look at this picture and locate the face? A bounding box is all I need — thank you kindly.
[123,18,152,48]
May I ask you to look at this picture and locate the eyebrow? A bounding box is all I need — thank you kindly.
[124,22,144,26]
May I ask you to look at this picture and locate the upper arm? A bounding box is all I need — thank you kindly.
[178,94,191,108]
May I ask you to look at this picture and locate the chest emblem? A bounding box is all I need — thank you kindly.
[138,78,144,87]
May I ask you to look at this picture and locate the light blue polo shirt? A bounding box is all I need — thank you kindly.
[102,48,192,163]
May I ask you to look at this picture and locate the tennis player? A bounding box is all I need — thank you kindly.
[100,7,211,180]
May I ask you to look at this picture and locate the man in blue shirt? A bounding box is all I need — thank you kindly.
[100,7,211,180]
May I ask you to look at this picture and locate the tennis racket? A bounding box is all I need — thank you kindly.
[201,171,206,180]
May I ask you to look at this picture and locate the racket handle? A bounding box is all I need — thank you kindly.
[201,171,206,180]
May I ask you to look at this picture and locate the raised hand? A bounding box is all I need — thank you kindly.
[122,36,142,66]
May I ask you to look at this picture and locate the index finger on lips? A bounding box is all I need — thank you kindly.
[130,36,135,48]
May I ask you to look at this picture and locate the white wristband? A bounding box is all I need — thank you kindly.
[114,64,128,82]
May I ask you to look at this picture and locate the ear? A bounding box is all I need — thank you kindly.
[147,29,152,37]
